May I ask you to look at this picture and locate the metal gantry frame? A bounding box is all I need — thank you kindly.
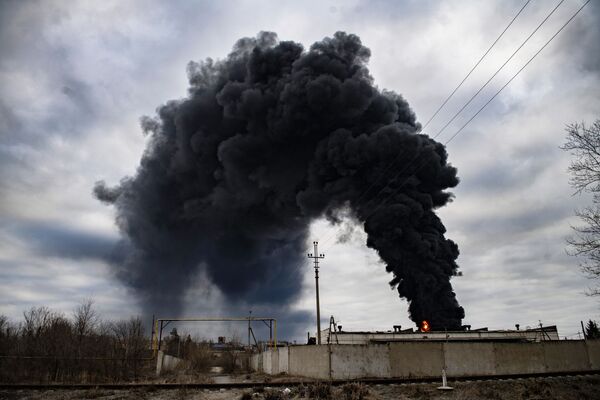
[152,317,277,356]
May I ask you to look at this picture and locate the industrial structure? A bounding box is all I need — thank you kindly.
[249,317,599,380]
[152,314,600,379]
[321,325,560,344]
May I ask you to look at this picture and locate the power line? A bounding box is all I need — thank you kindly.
[429,0,565,140]
[320,0,590,250]
[322,1,534,227]
[366,0,590,228]
[444,0,591,145]
[420,0,533,132]
[318,1,559,249]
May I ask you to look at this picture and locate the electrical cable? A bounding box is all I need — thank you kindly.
[445,0,590,145]
[361,0,590,235]
[420,0,533,132]
[429,0,565,141]
[318,0,590,251]
[318,1,563,249]
[323,1,535,222]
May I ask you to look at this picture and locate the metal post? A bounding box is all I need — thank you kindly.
[248,311,252,346]
[150,314,155,348]
[308,241,325,345]
[152,318,159,357]
[581,320,587,340]
[158,320,164,351]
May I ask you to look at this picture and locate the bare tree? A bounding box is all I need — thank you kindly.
[561,120,600,296]
[73,299,99,359]
[110,317,147,380]
[73,299,99,339]
[0,305,154,384]
[0,315,15,360]
[22,306,55,339]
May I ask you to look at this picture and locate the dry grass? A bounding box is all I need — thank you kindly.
[1,376,598,400]
[372,375,600,400]
[295,382,375,399]
[185,343,213,373]
[239,392,253,400]
[263,389,285,400]
[339,383,372,400]
[296,382,332,399]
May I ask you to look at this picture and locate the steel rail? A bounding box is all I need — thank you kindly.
[0,371,598,390]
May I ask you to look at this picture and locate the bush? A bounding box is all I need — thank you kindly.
[340,383,370,400]
[185,342,212,373]
[297,382,333,399]
[263,389,284,400]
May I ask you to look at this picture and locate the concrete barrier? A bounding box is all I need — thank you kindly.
[586,340,600,369]
[389,342,443,378]
[445,342,496,377]
[271,350,280,375]
[262,351,272,374]
[251,340,600,379]
[543,341,590,372]
[250,354,262,371]
[494,342,546,375]
[155,351,185,376]
[289,345,329,379]
[278,347,289,374]
[331,344,390,379]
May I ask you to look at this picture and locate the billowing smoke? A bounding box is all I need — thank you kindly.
[95,31,464,330]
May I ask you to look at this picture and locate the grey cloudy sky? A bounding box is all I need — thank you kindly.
[0,0,599,341]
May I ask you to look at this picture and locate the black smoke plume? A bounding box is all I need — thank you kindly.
[95,32,465,330]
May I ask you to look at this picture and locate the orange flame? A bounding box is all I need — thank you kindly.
[420,320,430,332]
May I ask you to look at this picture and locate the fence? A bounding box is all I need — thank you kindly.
[252,340,600,379]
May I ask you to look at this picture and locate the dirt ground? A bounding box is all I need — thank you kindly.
[1,375,599,400]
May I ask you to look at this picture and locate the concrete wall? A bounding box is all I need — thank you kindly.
[262,350,272,374]
[494,342,546,375]
[251,340,600,380]
[331,344,390,379]
[543,341,590,372]
[251,350,262,372]
[278,347,289,374]
[389,342,443,378]
[252,348,288,375]
[251,353,257,371]
[587,340,600,369]
[155,350,185,376]
[271,350,280,374]
[288,345,330,379]
[445,342,496,376]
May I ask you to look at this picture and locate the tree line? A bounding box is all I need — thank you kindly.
[0,300,152,383]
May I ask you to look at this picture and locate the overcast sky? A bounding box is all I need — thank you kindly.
[1,0,599,342]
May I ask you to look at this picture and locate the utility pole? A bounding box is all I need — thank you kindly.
[308,241,325,344]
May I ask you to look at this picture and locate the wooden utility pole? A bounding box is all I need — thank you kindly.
[308,241,325,344]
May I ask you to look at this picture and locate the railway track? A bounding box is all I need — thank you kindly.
[0,370,598,390]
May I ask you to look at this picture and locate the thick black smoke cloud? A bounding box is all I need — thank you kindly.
[95,31,464,330]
